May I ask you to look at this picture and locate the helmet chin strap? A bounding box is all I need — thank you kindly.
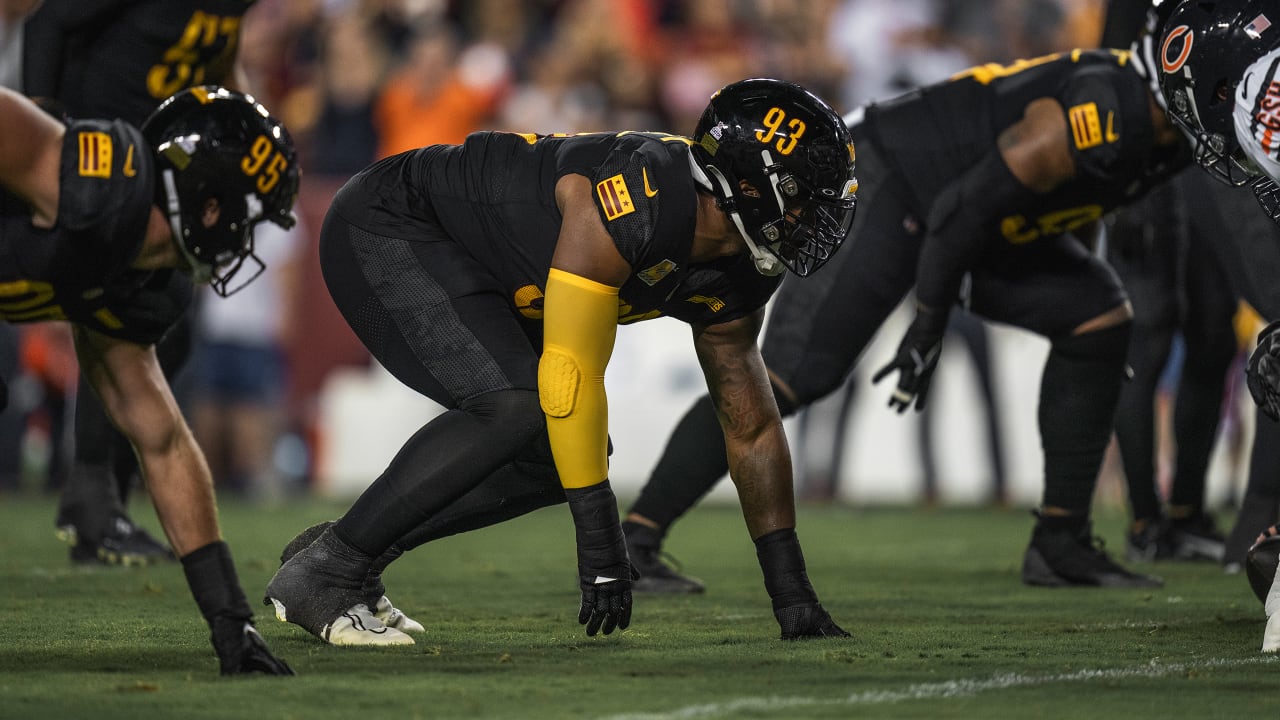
[162,169,213,284]
[694,155,785,276]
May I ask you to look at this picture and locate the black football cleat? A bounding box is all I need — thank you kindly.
[1164,512,1226,563]
[56,509,175,566]
[213,620,295,676]
[266,528,413,646]
[1022,517,1163,588]
[279,520,335,566]
[277,520,422,634]
[1124,519,1168,563]
[623,521,705,594]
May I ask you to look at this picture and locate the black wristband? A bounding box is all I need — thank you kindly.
[754,528,818,611]
[565,480,629,581]
[181,540,253,626]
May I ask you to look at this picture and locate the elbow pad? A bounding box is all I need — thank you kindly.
[540,268,619,489]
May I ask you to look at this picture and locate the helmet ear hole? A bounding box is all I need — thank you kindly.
[1212,78,1233,105]
[199,196,222,229]
[738,180,762,198]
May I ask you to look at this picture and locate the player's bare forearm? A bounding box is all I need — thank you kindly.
[693,313,796,539]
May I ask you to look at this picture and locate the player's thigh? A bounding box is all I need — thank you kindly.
[970,234,1128,339]
[320,215,537,407]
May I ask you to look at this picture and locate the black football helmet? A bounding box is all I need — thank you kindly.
[1158,0,1280,185]
[142,86,300,296]
[1127,0,1178,107]
[690,78,857,277]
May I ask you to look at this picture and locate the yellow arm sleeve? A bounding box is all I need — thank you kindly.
[539,268,619,489]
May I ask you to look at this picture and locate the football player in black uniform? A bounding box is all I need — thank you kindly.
[623,21,1199,592]
[22,0,255,567]
[265,78,858,646]
[0,84,297,674]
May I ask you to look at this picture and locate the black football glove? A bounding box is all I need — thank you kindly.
[566,481,635,637]
[755,529,850,641]
[578,577,634,636]
[775,603,850,640]
[872,306,948,413]
[1248,321,1280,422]
[212,618,295,676]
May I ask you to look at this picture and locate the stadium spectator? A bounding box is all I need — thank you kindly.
[190,221,304,503]
[283,4,388,178]
[372,20,509,158]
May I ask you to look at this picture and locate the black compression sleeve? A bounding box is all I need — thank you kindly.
[181,541,253,625]
[754,528,818,611]
[565,480,630,582]
[916,151,1038,312]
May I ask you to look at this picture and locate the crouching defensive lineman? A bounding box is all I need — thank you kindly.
[0,85,297,674]
[264,79,858,645]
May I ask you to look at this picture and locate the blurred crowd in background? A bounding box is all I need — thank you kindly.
[2,0,1166,505]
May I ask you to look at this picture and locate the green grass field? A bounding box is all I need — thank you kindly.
[0,492,1275,719]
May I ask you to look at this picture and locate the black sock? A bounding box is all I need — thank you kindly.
[1039,324,1131,516]
[181,541,253,626]
[1036,512,1089,535]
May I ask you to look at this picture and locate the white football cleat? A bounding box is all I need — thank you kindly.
[321,603,415,646]
[271,599,413,646]
[1265,568,1280,653]
[1263,613,1280,653]
[373,595,425,634]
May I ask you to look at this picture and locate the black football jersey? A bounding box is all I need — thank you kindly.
[0,118,191,344]
[863,49,1189,242]
[23,0,253,125]
[334,131,781,327]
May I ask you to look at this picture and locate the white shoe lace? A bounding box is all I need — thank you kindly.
[321,603,415,646]
[373,595,426,634]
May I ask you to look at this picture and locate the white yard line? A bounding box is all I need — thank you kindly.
[599,656,1279,720]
